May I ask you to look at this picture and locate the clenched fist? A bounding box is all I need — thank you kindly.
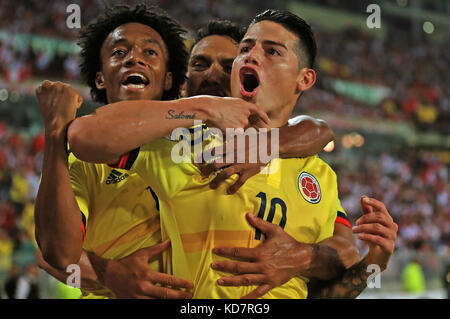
[36,80,83,134]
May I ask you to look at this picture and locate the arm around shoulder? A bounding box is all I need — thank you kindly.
[279,115,334,158]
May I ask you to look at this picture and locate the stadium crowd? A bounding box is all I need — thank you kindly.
[1,1,448,130]
[0,0,448,297]
[0,124,43,298]
[304,27,449,132]
[332,149,449,254]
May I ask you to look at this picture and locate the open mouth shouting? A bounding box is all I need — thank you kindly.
[239,67,260,99]
[121,71,150,91]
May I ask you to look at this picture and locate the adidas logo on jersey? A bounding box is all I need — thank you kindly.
[106,169,129,184]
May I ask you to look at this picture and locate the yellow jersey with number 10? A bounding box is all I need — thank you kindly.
[117,132,345,299]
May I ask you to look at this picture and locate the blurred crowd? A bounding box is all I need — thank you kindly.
[327,147,449,295]
[0,0,98,38]
[0,0,242,87]
[305,28,449,131]
[1,1,448,130]
[0,0,449,297]
[0,124,43,298]
[330,149,450,254]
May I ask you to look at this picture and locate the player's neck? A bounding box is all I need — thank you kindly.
[267,104,295,129]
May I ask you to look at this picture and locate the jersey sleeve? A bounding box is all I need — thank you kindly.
[335,202,351,228]
[68,152,89,243]
[110,144,166,196]
[109,139,194,201]
[110,147,141,170]
[316,169,342,242]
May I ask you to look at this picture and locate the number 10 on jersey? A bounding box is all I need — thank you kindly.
[254,192,287,240]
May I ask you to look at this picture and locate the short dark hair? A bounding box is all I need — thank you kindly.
[78,4,188,103]
[192,20,246,50]
[252,9,317,69]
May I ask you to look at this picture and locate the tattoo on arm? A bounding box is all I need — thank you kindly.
[165,109,197,120]
[306,244,346,280]
[307,257,369,299]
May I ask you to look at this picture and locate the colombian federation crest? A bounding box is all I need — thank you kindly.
[298,172,321,204]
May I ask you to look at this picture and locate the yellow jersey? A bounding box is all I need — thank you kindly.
[68,151,161,298]
[115,129,346,299]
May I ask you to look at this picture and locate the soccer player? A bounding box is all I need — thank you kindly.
[187,17,396,298]
[35,5,196,299]
[67,10,397,298]
[182,20,362,297]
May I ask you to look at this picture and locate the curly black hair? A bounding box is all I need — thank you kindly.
[78,4,188,103]
[193,20,246,50]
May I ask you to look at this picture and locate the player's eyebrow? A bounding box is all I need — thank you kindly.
[263,40,287,50]
[110,37,127,47]
[140,38,164,50]
[220,57,235,63]
[240,38,288,51]
[190,54,210,64]
[190,55,234,67]
[262,40,288,51]
[110,37,163,50]
[241,38,255,46]
[220,58,235,65]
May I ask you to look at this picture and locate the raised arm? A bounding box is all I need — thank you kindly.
[34,81,85,270]
[67,96,269,165]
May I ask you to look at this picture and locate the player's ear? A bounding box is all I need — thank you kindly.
[164,71,173,91]
[95,72,106,90]
[296,68,315,93]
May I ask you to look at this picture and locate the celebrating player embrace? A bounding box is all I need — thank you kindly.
[34,5,397,299]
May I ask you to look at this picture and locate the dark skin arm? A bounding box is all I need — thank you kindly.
[302,223,360,279]
[307,257,371,299]
[36,248,100,289]
[34,81,194,297]
[38,242,194,299]
[34,81,84,270]
[279,115,334,158]
[86,240,193,299]
[36,249,99,289]
[307,196,398,299]
[212,213,360,299]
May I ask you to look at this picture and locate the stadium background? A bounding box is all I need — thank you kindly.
[0,0,448,299]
